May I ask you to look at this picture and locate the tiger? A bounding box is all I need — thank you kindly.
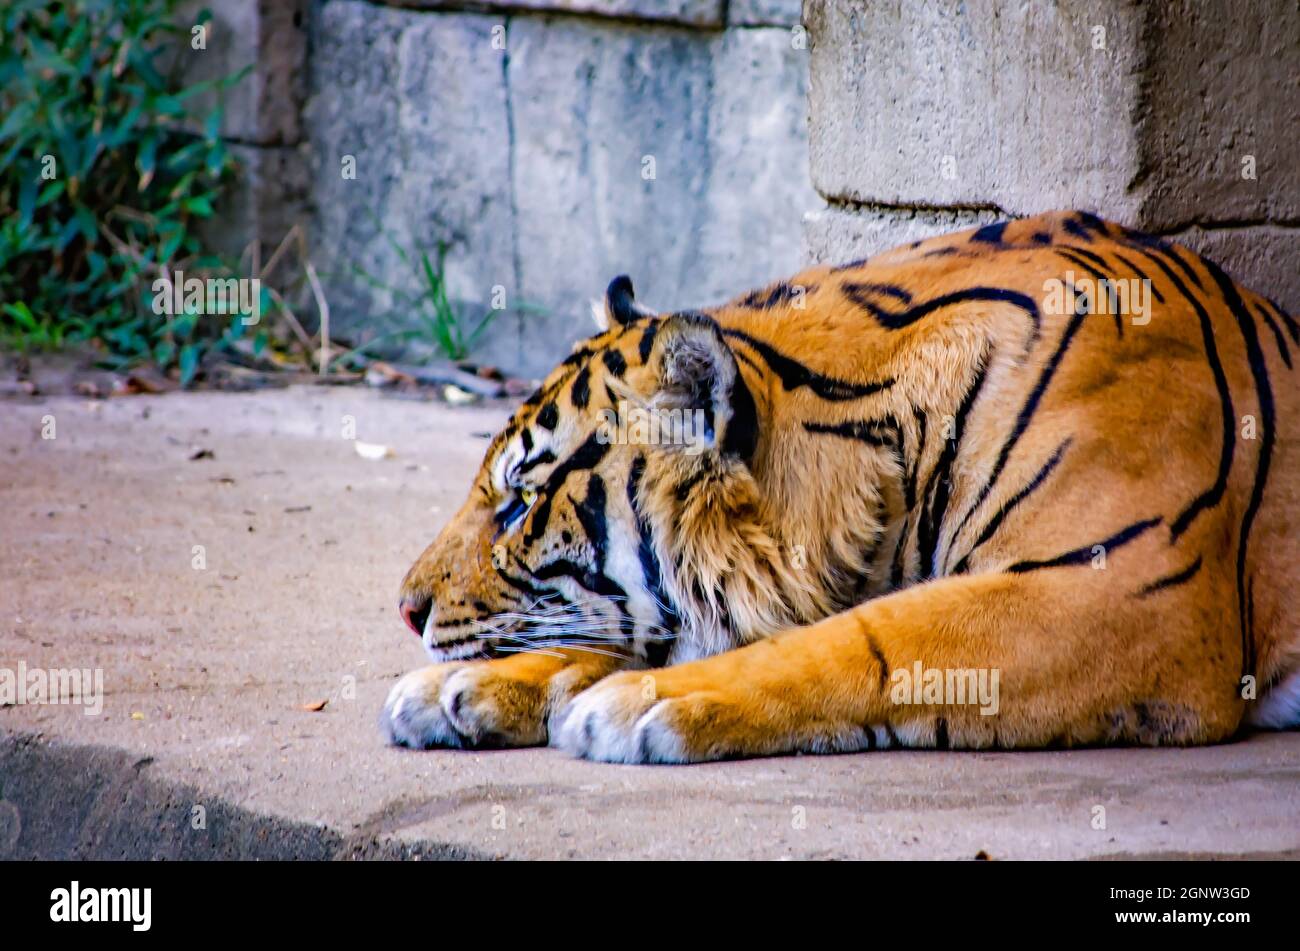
[380,210,1300,763]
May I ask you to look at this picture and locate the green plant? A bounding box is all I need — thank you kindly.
[336,215,542,367]
[0,0,251,383]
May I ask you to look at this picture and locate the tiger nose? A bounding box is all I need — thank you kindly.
[400,596,432,638]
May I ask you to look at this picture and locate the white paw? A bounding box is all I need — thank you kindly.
[380,665,467,749]
[553,680,689,764]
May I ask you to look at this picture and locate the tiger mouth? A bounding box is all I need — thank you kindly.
[422,622,501,662]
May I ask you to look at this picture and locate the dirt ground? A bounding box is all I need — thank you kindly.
[1,386,1298,860]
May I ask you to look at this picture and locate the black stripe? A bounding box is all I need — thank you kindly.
[1137,555,1203,597]
[496,565,551,600]
[722,367,760,462]
[627,456,679,635]
[845,281,912,304]
[1057,249,1123,338]
[863,629,890,691]
[1063,217,1091,240]
[1256,302,1293,369]
[905,408,927,513]
[1199,253,1276,681]
[934,717,950,750]
[638,320,660,363]
[803,419,897,448]
[950,302,1089,548]
[951,437,1071,574]
[570,473,609,570]
[1061,245,1110,272]
[1007,517,1162,573]
[1130,245,1235,541]
[843,284,1042,345]
[602,349,627,377]
[570,364,591,409]
[917,357,990,579]
[831,256,870,273]
[739,281,812,309]
[1112,251,1166,304]
[1163,242,1206,291]
[523,431,610,544]
[535,402,559,430]
[971,221,1008,244]
[516,449,557,475]
[1072,211,1109,234]
[532,557,628,605]
[1264,298,1299,345]
[674,468,707,502]
[722,328,894,401]
[890,517,909,588]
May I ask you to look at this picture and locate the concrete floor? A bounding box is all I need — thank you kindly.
[1,386,1297,860]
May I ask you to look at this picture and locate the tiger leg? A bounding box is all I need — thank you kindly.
[554,568,1245,763]
[382,648,629,749]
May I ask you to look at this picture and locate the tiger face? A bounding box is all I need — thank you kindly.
[398,277,763,666]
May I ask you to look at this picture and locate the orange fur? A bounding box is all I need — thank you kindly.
[383,211,1299,762]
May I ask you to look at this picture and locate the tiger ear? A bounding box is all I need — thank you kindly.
[603,275,655,327]
[647,312,758,463]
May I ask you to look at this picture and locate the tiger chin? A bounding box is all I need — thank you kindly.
[381,210,1300,764]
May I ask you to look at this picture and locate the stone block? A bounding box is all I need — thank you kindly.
[386,0,725,28]
[1172,227,1300,314]
[728,0,802,27]
[1137,1,1300,229]
[175,0,307,146]
[807,0,1147,217]
[509,18,816,372]
[801,205,997,267]
[304,2,521,370]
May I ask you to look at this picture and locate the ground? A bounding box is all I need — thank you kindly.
[1,386,1297,860]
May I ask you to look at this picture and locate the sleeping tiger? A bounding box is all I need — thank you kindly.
[381,210,1299,763]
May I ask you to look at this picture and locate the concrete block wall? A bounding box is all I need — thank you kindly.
[177,0,311,257]
[302,0,813,374]
[802,0,1299,311]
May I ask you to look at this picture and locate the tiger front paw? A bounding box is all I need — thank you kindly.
[381,661,549,750]
[553,670,702,764]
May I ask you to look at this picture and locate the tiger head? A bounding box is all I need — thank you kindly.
[398,276,852,666]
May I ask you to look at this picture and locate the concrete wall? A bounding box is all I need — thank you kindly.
[187,0,814,376]
[308,0,814,374]
[802,0,1299,311]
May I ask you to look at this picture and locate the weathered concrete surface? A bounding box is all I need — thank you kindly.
[174,0,310,258]
[305,0,817,376]
[802,0,1300,310]
[509,15,819,359]
[802,205,999,267]
[1,388,1298,860]
[1138,0,1300,230]
[728,0,801,27]
[806,0,1148,216]
[175,0,308,146]
[305,3,522,371]
[387,0,726,28]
